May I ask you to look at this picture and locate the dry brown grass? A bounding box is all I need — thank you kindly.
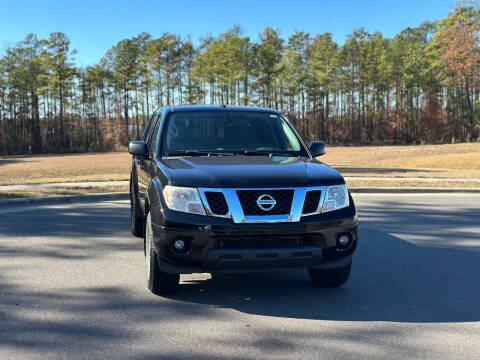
[0,152,131,185]
[322,142,480,165]
[321,142,480,180]
[0,185,128,199]
[384,152,480,170]
[346,179,480,188]
[0,143,479,194]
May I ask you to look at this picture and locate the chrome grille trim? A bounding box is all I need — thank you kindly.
[198,186,326,223]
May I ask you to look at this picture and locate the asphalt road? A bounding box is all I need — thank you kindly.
[0,194,479,359]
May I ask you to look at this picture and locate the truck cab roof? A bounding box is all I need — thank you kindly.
[155,105,279,114]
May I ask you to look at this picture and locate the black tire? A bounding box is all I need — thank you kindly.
[308,261,352,288]
[130,181,144,238]
[145,213,179,295]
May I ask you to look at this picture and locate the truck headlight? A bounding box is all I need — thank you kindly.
[162,185,206,215]
[322,184,349,213]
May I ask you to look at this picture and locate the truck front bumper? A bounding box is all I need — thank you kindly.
[151,212,358,274]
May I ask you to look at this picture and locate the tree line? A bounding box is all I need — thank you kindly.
[0,1,479,155]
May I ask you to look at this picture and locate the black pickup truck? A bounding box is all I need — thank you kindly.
[129,105,358,295]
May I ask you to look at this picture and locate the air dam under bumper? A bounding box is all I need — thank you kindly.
[151,216,358,274]
[204,246,324,271]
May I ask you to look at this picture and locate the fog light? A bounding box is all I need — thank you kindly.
[174,239,185,251]
[338,235,349,246]
[336,233,352,251]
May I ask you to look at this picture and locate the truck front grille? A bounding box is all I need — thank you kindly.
[236,189,294,215]
[197,186,327,223]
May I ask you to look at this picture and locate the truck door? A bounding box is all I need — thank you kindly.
[137,112,161,211]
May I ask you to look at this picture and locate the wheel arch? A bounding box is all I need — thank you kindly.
[146,178,164,226]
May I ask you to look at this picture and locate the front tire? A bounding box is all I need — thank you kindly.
[130,181,144,238]
[145,213,179,295]
[308,261,352,287]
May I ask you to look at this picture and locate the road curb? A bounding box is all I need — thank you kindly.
[349,187,480,193]
[0,192,129,208]
[1,187,480,208]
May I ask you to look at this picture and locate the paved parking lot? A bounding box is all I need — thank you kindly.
[0,193,479,359]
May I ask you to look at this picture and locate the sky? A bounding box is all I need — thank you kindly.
[1,0,455,66]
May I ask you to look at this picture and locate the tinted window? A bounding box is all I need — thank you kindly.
[163,111,306,156]
[143,114,156,141]
[148,112,162,156]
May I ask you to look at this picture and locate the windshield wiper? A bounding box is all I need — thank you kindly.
[166,150,297,157]
[240,150,292,157]
[166,150,236,157]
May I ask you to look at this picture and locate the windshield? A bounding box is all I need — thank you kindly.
[162,111,307,157]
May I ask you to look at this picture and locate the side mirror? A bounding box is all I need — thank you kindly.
[128,141,149,159]
[309,141,326,157]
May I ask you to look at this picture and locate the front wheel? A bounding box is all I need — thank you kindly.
[308,261,352,287]
[145,213,179,295]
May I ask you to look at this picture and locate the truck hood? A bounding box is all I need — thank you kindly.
[159,156,344,188]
